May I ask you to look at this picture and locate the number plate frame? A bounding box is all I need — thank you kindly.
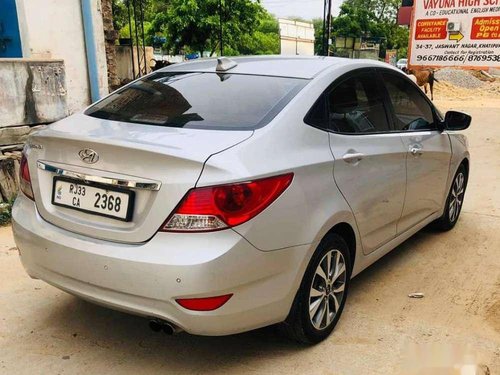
[51,176,135,222]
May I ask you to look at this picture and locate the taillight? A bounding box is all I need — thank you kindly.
[19,153,34,200]
[176,294,233,311]
[162,173,293,232]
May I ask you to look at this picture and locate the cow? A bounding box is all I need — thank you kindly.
[407,68,439,101]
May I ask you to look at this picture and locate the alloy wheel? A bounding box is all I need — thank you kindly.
[309,249,347,330]
[449,172,465,223]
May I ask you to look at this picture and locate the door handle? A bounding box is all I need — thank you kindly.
[409,145,423,156]
[342,152,364,164]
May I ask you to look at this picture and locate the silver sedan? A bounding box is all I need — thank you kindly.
[12,56,471,344]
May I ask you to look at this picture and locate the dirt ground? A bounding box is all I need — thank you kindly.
[0,82,499,374]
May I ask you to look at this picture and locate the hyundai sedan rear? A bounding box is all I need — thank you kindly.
[13,56,470,344]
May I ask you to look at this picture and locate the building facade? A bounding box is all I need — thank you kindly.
[1,0,109,113]
[278,19,315,56]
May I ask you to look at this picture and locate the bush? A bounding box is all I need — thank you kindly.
[0,201,14,226]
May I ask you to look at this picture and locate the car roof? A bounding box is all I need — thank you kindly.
[160,55,390,79]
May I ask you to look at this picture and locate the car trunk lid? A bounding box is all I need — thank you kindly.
[27,113,253,243]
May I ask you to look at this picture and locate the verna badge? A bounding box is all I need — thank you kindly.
[78,148,99,164]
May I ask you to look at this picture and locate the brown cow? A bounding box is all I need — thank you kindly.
[407,68,439,101]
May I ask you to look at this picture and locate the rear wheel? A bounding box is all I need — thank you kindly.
[432,164,468,231]
[282,233,351,344]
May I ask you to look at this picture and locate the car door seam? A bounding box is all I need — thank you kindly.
[396,134,410,234]
[328,133,365,255]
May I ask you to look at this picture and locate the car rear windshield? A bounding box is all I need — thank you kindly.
[85,72,308,130]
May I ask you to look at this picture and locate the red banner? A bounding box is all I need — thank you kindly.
[471,16,500,40]
[415,18,448,40]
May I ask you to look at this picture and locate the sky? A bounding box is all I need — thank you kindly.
[261,0,343,21]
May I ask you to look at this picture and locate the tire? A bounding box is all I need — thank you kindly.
[281,233,351,344]
[431,164,468,231]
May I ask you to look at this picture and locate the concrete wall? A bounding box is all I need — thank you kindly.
[14,0,108,113]
[0,59,67,129]
[280,39,315,56]
[116,45,154,84]
[279,19,315,56]
[0,59,65,202]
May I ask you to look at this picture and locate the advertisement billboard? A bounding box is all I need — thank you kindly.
[385,49,398,65]
[409,0,500,68]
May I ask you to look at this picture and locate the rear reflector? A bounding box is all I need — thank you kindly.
[19,153,34,200]
[162,173,293,232]
[176,294,233,311]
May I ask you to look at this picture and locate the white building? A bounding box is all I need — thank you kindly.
[7,0,109,112]
[0,0,114,205]
[278,19,315,56]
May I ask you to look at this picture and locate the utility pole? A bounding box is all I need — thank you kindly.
[325,0,332,56]
[322,0,327,55]
[219,0,223,56]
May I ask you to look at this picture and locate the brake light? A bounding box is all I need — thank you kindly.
[19,153,34,200]
[162,173,293,232]
[176,294,233,311]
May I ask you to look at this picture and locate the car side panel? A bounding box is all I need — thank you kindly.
[397,131,452,233]
[329,133,407,255]
[441,133,470,214]
[197,123,357,253]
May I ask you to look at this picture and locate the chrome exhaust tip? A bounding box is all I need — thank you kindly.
[148,319,162,332]
[162,322,175,335]
[148,318,181,335]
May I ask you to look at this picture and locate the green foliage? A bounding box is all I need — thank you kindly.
[119,20,153,43]
[113,0,161,45]
[162,0,265,56]
[0,202,13,226]
[112,0,279,56]
[330,0,409,55]
[112,0,129,32]
[312,18,324,55]
[332,3,374,37]
[229,11,279,55]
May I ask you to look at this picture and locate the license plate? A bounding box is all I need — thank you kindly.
[52,177,135,221]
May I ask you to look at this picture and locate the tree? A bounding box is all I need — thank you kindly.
[112,0,280,56]
[112,0,157,44]
[330,0,409,57]
[112,0,129,32]
[163,0,262,56]
[228,10,279,55]
[312,18,324,55]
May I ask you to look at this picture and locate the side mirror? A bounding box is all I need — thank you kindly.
[443,111,471,131]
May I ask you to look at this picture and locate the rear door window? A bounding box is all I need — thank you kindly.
[327,72,390,134]
[85,72,308,130]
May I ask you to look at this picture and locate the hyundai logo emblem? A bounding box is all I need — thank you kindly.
[78,148,99,164]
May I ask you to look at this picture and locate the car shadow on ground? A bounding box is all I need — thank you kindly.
[38,226,444,370]
[349,226,443,291]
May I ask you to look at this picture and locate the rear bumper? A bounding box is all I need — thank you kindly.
[12,196,310,335]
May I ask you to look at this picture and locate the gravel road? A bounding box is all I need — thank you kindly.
[435,68,485,89]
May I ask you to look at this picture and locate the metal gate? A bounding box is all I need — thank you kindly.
[0,0,23,57]
[125,0,148,78]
